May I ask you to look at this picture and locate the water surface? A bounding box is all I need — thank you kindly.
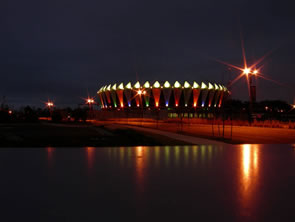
[0,145,295,221]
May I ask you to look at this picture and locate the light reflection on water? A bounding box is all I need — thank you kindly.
[240,144,260,216]
[37,145,295,221]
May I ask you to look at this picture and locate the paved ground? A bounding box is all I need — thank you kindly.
[94,119,295,144]
[108,124,226,145]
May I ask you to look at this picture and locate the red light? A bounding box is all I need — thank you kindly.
[176,104,178,107]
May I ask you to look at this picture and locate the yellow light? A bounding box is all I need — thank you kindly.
[134,81,140,89]
[107,84,111,91]
[126,82,132,89]
[143,81,150,88]
[184,81,190,88]
[174,81,181,88]
[112,83,117,90]
[118,83,124,90]
[243,68,251,75]
[164,81,170,88]
[137,90,143,95]
[193,81,199,89]
[208,83,213,90]
[253,69,258,75]
[201,82,207,89]
[214,83,219,90]
[153,81,160,88]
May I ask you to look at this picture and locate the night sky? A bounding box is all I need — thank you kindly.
[1,0,295,108]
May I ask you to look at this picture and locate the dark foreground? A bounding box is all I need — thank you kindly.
[0,122,188,146]
[0,145,295,221]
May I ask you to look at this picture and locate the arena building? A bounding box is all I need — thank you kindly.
[97,81,229,111]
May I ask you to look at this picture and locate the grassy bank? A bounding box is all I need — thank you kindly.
[0,122,189,147]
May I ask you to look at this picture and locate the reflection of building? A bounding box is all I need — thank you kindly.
[97,81,229,110]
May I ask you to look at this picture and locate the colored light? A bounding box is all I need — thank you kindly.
[134,81,140,89]
[193,81,199,89]
[126,82,132,89]
[137,90,143,95]
[184,81,190,88]
[214,83,219,90]
[174,81,181,88]
[118,83,124,90]
[208,83,213,89]
[153,81,160,88]
[156,102,159,107]
[243,68,251,75]
[164,81,170,88]
[143,81,150,88]
[201,82,207,89]
[253,69,258,75]
[194,104,196,107]
[107,84,111,91]
[112,84,117,90]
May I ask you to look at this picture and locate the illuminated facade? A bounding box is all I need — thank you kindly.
[97,81,229,110]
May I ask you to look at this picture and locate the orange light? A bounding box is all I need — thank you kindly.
[253,69,258,75]
[176,103,178,107]
[120,103,124,108]
[8,110,12,114]
[155,102,159,107]
[193,104,196,107]
[143,91,146,95]
[87,98,94,104]
[47,102,54,107]
[243,68,251,75]
[137,90,143,95]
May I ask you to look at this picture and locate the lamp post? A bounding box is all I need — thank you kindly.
[243,68,258,123]
[46,101,54,120]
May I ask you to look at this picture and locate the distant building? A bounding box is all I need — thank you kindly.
[97,80,229,110]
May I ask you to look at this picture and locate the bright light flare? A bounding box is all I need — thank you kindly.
[87,99,94,104]
[253,69,258,75]
[46,101,54,108]
[243,68,251,75]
